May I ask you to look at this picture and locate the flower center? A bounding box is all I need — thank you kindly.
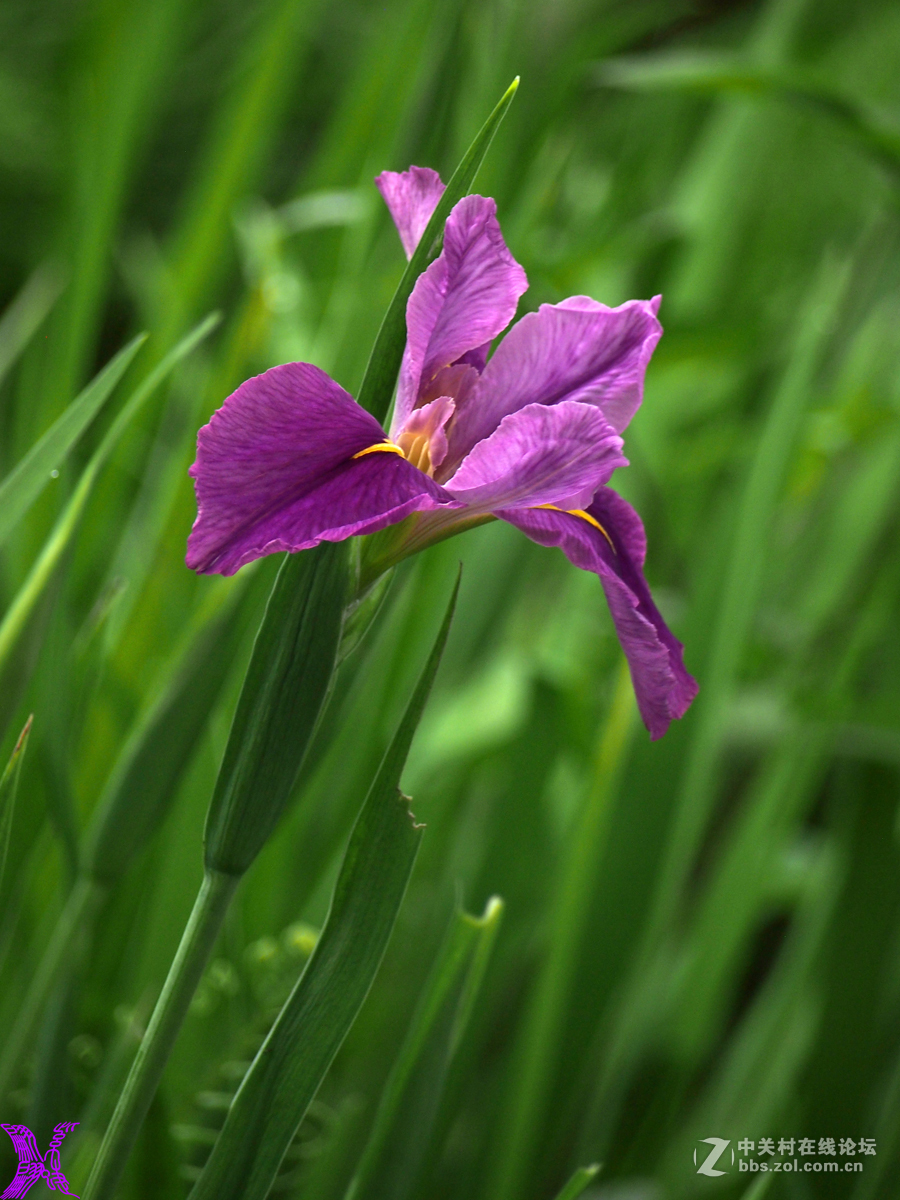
[395,429,434,475]
[351,428,442,478]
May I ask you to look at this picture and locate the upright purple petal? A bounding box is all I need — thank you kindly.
[187,362,453,575]
[375,166,446,260]
[452,296,662,456]
[498,487,697,738]
[444,400,626,511]
[392,195,528,434]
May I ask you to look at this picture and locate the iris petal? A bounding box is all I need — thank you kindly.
[444,400,626,510]
[393,195,527,435]
[375,166,446,260]
[498,487,697,739]
[187,362,453,575]
[453,296,662,456]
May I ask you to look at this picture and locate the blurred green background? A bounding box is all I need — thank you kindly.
[2,0,900,1196]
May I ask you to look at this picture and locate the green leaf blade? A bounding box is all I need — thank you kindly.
[83,574,259,885]
[203,541,351,876]
[345,894,504,1200]
[0,262,64,391]
[0,714,32,900]
[189,570,461,1200]
[0,315,218,675]
[0,332,146,548]
[551,1164,601,1200]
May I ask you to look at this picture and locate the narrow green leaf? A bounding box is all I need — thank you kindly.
[356,78,519,423]
[0,714,32,900]
[83,871,238,1200]
[0,575,258,1098]
[189,570,461,1200]
[740,1178,773,1200]
[345,895,504,1200]
[204,541,351,876]
[84,573,258,885]
[596,52,900,181]
[0,262,63,391]
[0,314,218,674]
[551,1165,601,1200]
[490,662,635,1200]
[0,332,146,547]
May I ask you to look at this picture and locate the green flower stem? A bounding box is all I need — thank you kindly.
[83,869,238,1200]
[0,874,104,1098]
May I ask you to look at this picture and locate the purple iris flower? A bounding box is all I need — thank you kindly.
[186,166,697,738]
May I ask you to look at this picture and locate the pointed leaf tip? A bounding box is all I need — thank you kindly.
[12,715,33,758]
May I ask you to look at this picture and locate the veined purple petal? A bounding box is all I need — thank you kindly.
[393,195,527,435]
[498,487,697,738]
[453,295,662,456]
[187,361,453,575]
[444,400,626,511]
[375,166,446,260]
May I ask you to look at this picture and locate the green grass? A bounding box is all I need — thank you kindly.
[2,0,900,1198]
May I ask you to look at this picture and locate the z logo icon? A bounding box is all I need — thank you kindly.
[0,1124,79,1197]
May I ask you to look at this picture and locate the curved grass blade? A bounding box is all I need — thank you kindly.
[0,332,146,547]
[0,574,258,1097]
[551,1165,601,1200]
[345,895,504,1200]
[0,262,63,391]
[596,52,900,182]
[0,314,219,674]
[356,78,519,423]
[189,570,461,1200]
[0,715,32,902]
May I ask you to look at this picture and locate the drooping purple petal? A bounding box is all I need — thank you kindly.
[187,362,454,575]
[392,195,528,435]
[452,295,662,457]
[444,400,626,511]
[375,166,446,260]
[498,487,697,738]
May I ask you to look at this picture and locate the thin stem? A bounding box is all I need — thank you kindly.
[0,874,103,1097]
[83,869,238,1200]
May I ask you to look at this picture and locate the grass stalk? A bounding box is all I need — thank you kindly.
[82,869,238,1200]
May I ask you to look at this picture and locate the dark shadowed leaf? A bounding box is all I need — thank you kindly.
[204,542,351,876]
